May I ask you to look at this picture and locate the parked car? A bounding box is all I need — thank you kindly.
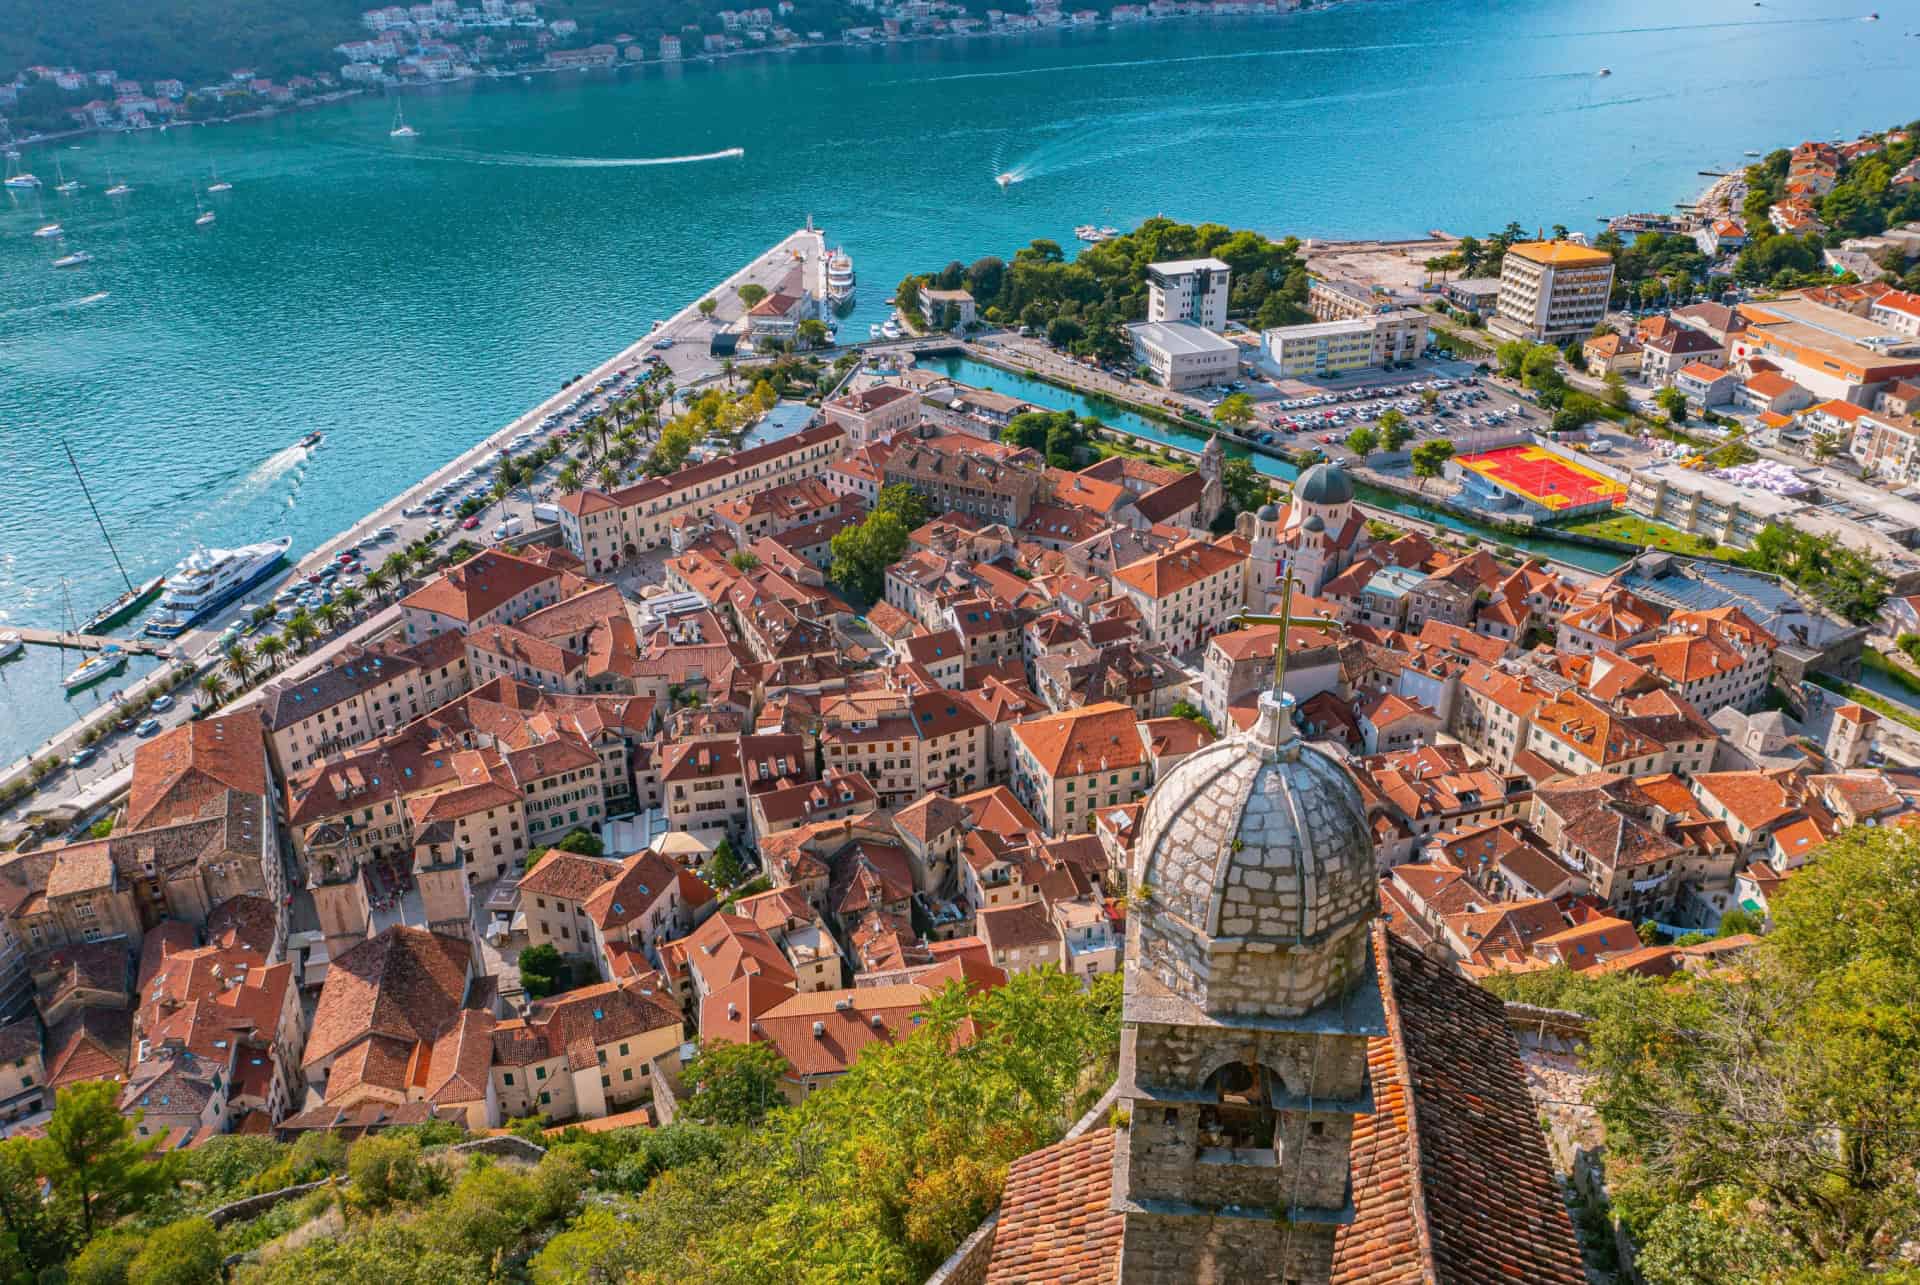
[70,747,98,768]
[462,516,482,530]
[136,719,161,737]
[151,694,175,713]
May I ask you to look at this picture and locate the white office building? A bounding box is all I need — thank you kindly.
[1146,258,1232,332]
[1128,321,1242,390]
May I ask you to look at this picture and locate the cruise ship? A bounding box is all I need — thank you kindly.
[826,248,855,308]
[144,536,292,637]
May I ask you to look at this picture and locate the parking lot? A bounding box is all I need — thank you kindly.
[1245,374,1551,458]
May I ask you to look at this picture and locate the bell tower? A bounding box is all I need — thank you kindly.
[1117,677,1385,1284]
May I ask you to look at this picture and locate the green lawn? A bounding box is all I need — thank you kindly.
[1557,512,1726,559]
[1092,437,1194,470]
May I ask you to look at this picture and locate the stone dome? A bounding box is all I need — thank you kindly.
[1302,513,1326,533]
[1131,693,1376,1018]
[1257,502,1280,522]
[1295,461,1354,506]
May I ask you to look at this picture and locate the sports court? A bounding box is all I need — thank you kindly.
[1456,444,1625,512]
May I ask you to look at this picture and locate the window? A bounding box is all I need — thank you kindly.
[535,1066,547,1080]
[503,1072,515,1086]
[539,1091,551,1106]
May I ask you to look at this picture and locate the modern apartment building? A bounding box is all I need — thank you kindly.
[1145,258,1231,331]
[1259,311,1429,378]
[1491,242,1616,342]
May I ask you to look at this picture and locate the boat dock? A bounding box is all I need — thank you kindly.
[9,628,171,656]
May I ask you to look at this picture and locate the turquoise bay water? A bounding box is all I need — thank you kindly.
[0,0,1912,758]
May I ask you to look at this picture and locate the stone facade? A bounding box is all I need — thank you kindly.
[1113,690,1383,1284]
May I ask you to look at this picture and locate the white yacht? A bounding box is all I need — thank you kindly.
[65,644,127,691]
[52,250,93,268]
[0,632,21,662]
[3,170,38,190]
[826,248,855,306]
[145,536,293,637]
[390,105,418,138]
[207,162,232,193]
[33,223,62,238]
[104,167,132,197]
[195,197,215,227]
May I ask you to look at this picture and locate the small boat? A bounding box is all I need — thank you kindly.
[1745,150,1762,156]
[65,645,127,691]
[299,431,323,449]
[390,105,418,138]
[52,250,94,268]
[207,162,232,193]
[33,223,62,238]
[195,196,216,227]
[54,159,81,194]
[0,632,22,662]
[1597,67,1612,76]
[104,166,132,197]
[1864,11,1878,19]
[3,172,38,190]
[996,172,1016,188]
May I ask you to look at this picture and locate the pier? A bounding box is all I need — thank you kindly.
[8,628,171,656]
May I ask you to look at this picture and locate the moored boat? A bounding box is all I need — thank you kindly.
[144,536,293,638]
[65,645,127,691]
[80,576,165,634]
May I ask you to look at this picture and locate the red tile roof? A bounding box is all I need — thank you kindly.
[986,1127,1122,1285]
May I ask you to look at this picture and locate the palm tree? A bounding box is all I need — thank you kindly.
[316,601,343,632]
[222,641,255,687]
[254,633,288,671]
[597,462,620,490]
[364,566,393,601]
[558,461,583,494]
[336,585,365,618]
[285,612,319,654]
[405,545,435,577]
[381,551,411,586]
[609,440,635,467]
[721,358,736,389]
[198,673,228,708]
[491,478,511,505]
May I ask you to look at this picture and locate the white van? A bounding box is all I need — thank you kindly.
[492,516,525,541]
[531,502,561,524]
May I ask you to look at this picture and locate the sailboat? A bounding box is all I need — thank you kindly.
[58,581,127,691]
[206,162,231,194]
[65,440,164,633]
[3,153,38,189]
[389,104,417,138]
[194,194,216,227]
[104,165,132,197]
[54,158,81,194]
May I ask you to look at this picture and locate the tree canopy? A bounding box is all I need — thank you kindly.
[1569,824,1920,1281]
[530,967,1121,1284]
[931,219,1312,360]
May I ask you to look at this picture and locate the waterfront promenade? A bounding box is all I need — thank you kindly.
[0,225,828,826]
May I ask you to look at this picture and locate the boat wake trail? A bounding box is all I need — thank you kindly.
[398,146,746,168]
[0,292,110,321]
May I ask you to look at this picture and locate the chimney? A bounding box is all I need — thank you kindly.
[812,1021,825,1037]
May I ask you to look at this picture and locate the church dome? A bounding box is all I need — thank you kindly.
[1295,461,1354,507]
[1131,694,1376,1018]
[1257,502,1280,522]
